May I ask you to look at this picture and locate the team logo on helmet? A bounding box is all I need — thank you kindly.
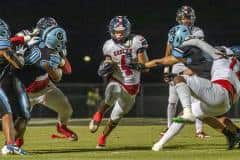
[56,31,63,40]
[42,26,67,52]
[168,25,191,48]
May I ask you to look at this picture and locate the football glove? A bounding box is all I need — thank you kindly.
[126,62,145,70]
[48,54,62,69]
[98,61,113,77]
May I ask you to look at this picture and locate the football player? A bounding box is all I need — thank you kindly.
[12,18,77,147]
[89,16,149,148]
[128,25,240,150]
[162,5,208,138]
[0,19,28,155]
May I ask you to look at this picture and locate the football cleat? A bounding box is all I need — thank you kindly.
[1,144,27,155]
[56,123,78,141]
[152,142,163,151]
[89,112,103,133]
[96,133,106,149]
[172,107,195,123]
[227,134,239,150]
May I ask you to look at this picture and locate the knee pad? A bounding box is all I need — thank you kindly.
[173,76,186,85]
[104,82,121,106]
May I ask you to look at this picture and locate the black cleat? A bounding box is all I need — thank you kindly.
[223,129,239,150]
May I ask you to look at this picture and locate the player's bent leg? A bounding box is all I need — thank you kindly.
[191,100,210,139]
[14,117,28,147]
[1,113,27,155]
[90,82,121,133]
[164,84,179,136]
[89,102,110,133]
[202,117,239,150]
[96,93,135,149]
[96,119,118,149]
[172,76,195,123]
[96,101,124,149]
[2,113,15,145]
[13,77,31,147]
[43,82,78,141]
[195,118,210,139]
[217,116,239,134]
[152,122,184,151]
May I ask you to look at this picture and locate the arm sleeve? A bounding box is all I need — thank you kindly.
[0,37,10,49]
[102,40,112,57]
[192,27,205,40]
[181,38,221,59]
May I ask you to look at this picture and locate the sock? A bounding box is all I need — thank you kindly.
[175,82,191,109]
[222,128,233,137]
[157,122,184,146]
[167,103,178,128]
[195,119,203,133]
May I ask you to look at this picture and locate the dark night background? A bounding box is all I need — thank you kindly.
[1,0,240,83]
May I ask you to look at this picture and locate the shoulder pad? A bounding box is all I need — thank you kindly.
[191,26,204,39]
[133,34,148,49]
[103,39,113,56]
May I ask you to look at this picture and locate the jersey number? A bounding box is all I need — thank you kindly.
[230,57,240,80]
[120,55,133,76]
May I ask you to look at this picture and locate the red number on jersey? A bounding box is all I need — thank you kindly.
[120,54,133,76]
[230,57,240,80]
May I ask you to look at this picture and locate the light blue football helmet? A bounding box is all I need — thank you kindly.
[168,25,191,48]
[41,26,67,52]
[230,46,240,60]
[0,19,10,49]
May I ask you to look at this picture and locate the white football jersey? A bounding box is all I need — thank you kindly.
[181,39,240,94]
[211,58,240,99]
[190,26,204,39]
[170,26,204,74]
[103,34,148,85]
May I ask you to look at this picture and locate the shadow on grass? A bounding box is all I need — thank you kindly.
[30,146,151,154]
[30,143,230,155]
[164,143,229,150]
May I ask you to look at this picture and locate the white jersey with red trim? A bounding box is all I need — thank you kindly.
[211,58,240,98]
[103,34,148,85]
[179,39,240,98]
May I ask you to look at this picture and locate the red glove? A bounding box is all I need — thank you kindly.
[62,57,72,74]
[10,36,25,45]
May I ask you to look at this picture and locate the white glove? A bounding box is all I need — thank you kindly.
[27,36,41,47]
[16,46,27,56]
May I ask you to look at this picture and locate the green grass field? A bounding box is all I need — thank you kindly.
[1,118,240,160]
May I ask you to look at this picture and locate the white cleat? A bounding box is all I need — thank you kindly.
[181,113,195,122]
[96,144,106,149]
[89,120,99,133]
[172,107,195,123]
[152,142,163,151]
[1,144,27,155]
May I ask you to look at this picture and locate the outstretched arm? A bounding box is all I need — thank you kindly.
[144,55,184,68]
[0,48,25,69]
[137,49,149,72]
